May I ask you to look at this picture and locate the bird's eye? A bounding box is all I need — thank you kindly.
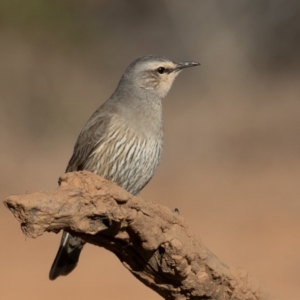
[157,67,166,74]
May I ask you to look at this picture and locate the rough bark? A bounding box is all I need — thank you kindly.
[4,171,280,300]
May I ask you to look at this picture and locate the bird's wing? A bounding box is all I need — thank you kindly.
[66,113,112,173]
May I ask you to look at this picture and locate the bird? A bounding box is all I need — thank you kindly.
[49,55,200,280]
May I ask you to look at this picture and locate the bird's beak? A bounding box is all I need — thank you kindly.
[174,61,200,71]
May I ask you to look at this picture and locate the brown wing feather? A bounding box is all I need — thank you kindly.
[66,112,112,173]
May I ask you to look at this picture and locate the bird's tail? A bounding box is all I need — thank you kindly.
[49,231,85,280]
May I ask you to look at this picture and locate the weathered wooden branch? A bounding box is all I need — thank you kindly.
[4,171,280,300]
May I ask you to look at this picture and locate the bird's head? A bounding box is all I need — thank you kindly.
[120,56,200,99]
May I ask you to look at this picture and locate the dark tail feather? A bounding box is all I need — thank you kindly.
[49,231,85,280]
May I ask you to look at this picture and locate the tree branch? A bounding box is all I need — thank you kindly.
[4,171,280,300]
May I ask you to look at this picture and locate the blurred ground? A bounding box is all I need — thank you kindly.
[1,1,300,299]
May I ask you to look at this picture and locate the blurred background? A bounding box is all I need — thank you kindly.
[1,1,300,299]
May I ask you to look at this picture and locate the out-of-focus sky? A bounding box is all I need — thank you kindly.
[1,1,300,299]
